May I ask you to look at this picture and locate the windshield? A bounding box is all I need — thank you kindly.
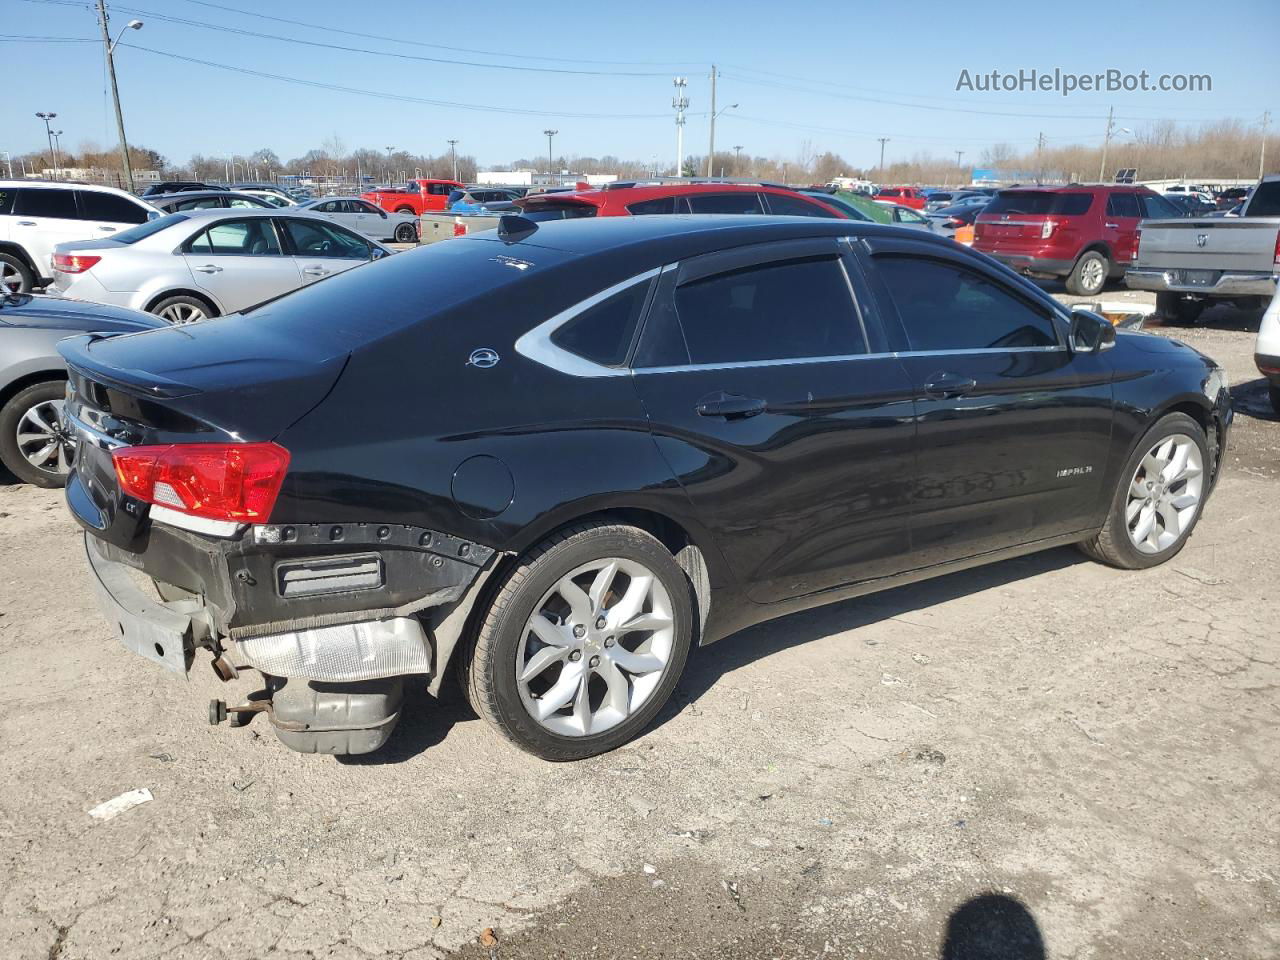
[111,213,190,244]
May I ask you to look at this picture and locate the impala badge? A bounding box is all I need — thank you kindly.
[1196,234,1209,248]
[467,348,500,369]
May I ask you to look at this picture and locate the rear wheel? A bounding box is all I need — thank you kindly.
[1079,412,1209,569]
[151,294,214,325]
[462,522,694,761]
[1156,292,1205,326]
[0,253,34,295]
[394,222,418,243]
[0,380,72,487]
[1065,250,1109,296]
[394,206,415,215]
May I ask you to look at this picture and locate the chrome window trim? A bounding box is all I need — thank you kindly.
[631,345,1065,377]
[514,266,663,378]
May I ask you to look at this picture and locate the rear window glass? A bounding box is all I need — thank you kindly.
[984,192,1092,216]
[519,203,598,222]
[551,279,652,367]
[110,212,188,244]
[1245,180,1280,217]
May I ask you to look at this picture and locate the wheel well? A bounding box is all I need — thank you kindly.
[1155,400,1220,474]
[0,242,37,273]
[144,289,220,317]
[1076,242,1113,266]
[0,371,66,412]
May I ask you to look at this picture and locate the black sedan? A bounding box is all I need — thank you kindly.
[0,294,164,486]
[58,216,1232,760]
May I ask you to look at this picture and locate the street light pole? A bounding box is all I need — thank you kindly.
[707,97,738,178]
[447,139,459,182]
[543,129,558,181]
[97,2,142,193]
[52,131,64,173]
[36,113,58,178]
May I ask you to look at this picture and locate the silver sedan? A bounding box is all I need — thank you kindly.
[295,197,420,244]
[49,209,392,323]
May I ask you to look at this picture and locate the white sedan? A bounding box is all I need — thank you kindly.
[1257,287,1280,413]
[296,198,419,243]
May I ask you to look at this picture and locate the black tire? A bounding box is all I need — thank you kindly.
[0,252,35,295]
[151,294,214,325]
[1269,384,1280,415]
[1065,250,1109,296]
[1078,412,1209,569]
[461,522,694,761]
[394,206,415,215]
[0,380,72,487]
[1156,292,1205,326]
[394,222,418,243]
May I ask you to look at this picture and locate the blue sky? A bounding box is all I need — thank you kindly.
[2,0,1275,171]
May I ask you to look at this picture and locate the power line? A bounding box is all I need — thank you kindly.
[0,36,98,42]
[179,0,699,68]
[117,44,692,120]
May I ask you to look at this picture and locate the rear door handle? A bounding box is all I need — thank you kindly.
[1104,222,1119,229]
[193,264,223,274]
[15,220,36,227]
[923,373,977,399]
[97,226,117,232]
[302,266,330,277]
[695,391,767,419]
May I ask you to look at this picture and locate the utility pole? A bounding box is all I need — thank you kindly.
[447,139,459,182]
[36,113,59,178]
[672,77,688,177]
[1260,111,1271,179]
[953,149,965,187]
[706,64,717,177]
[97,0,137,193]
[1098,105,1115,182]
[1,152,11,179]
[733,144,743,174]
[1034,132,1045,184]
[543,129,558,181]
[877,137,889,179]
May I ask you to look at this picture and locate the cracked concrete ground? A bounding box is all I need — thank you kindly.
[0,299,1276,959]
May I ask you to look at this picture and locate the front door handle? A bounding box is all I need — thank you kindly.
[302,266,330,277]
[97,226,116,232]
[1104,222,1119,229]
[923,372,977,399]
[193,264,223,274]
[15,221,36,227]
[695,391,767,419]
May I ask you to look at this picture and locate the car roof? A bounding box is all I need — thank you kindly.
[520,182,823,209]
[0,178,138,196]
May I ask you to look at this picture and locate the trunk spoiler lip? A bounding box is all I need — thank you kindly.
[58,333,203,399]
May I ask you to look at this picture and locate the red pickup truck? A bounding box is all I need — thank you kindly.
[361,178,463,216]
[874,186,927,209]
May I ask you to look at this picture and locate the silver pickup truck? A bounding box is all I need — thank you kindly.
[418,202,516,244]
[1126,175,1280,323]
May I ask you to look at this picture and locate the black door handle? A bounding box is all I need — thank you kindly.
[922,372,977,398]
[695,391,768,419]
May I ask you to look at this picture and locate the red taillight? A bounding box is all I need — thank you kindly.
[1134,227,1142,261]
[53,252,101,274]
[1273,228,1280,266]
[112,442,290,523]
[947,216,964,227]
[453,217,468,237]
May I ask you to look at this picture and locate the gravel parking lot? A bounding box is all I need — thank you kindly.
[1,292,1276,960]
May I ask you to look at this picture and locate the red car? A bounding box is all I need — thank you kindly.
[362,178,463,216]
[874,186,927,209]
[973,184,1181,296]
[515,181,848,220]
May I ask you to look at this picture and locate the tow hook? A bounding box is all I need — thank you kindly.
[208,698,306,731]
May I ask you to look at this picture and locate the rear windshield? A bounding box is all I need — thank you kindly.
[984,192,1092,216]
[110,213,189,244]
[518,203,598,222]
[1245,181,1280,217]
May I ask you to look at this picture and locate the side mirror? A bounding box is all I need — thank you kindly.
[370,247,388,260]
[379,210,388,219]
[1070,308,1117,353]
[147,210,160,221]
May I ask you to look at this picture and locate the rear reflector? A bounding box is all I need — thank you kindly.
[112,442,290,524]
[453,217,468,237]
[53,252,101,274]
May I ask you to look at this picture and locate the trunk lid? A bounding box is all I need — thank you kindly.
[1133,218,1280,273]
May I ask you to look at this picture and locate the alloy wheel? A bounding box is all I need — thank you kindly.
[158,302,207,324]
[1,261,26,295]
[1125,433,1204,554]
[515,557,675,737]
[16,398,72,476]
[1080,257,1105,292]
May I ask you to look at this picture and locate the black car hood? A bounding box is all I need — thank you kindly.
[0,294,165,334]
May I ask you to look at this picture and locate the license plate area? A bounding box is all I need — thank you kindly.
[1182,269,1218,286]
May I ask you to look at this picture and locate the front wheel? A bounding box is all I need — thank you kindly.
[394,222,418,243]
[0,380,73,487]
[1065,250,1109,296]
[462,522,694,761]
[1079,412,1209,569]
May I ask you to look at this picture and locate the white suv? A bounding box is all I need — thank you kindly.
[0,180,158,294]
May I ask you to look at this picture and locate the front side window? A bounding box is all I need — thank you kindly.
[429,183,452,195]
[283,219,371,259]
[187,218,281,255]
[1105,193,1141,218]
[766,193,840,218]
[15,188,78,219]
[1139,194,1181,219]
[880,189,902,198]
[875,256,1058,352]
[686,192,764,215]
[895,207,926,223]
[671,256,864,365]
[77,191,149,224]
[551,279,652,367]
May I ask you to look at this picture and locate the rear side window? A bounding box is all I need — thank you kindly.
[551,279,652,367]
[766,193,840,218]
[0,188,13,216]
[14,188,78,219]
[77,190,149,224]
[627,196,679,215]
[985,192,1092,216]
[1106,193,1141,218]
[671,256,864,364]
[875,256,1058,351]
[188,219,282,255]
[686,192,764,215]
[174,197,224,211]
